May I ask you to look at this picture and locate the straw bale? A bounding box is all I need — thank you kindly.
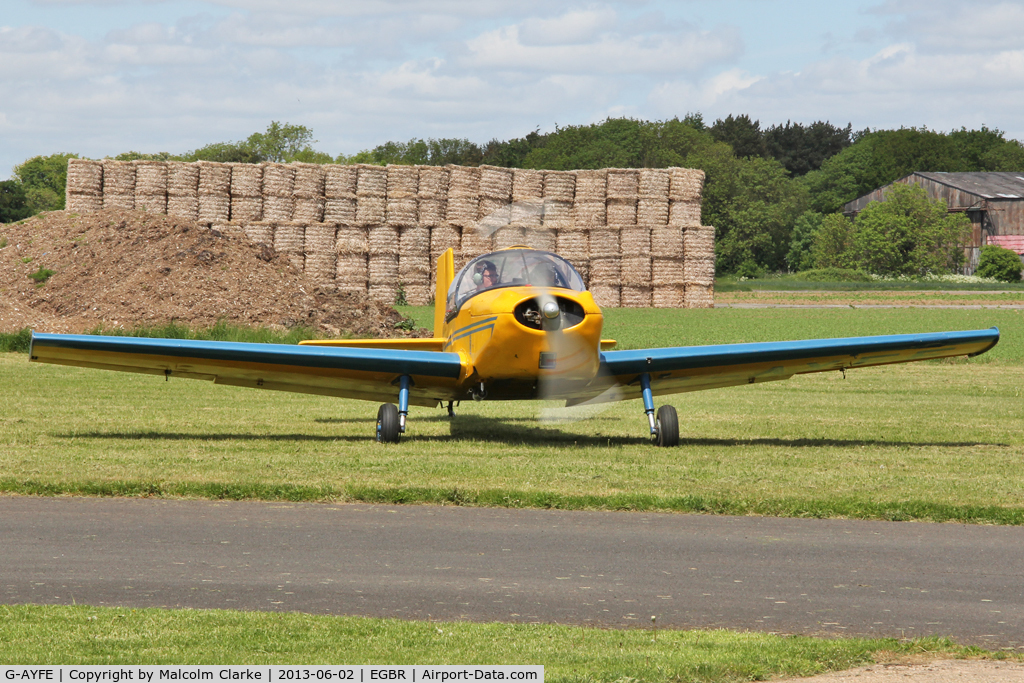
[243,222,275,246]
[370,283,400,306]
[683,225,715,259]
[66,159,103,196]
[684,283,714,309]
[574,169,606,203]
[589,229,620,259]
[447,165,480,196]
[136,194,167,215]
[324,197,356,224]
[402,283,432,306]
[304,250,337,286]
[324,165,357,199]
[102,160,136,195]
[165,196,199,221]
[512,169,543,201]
[418,166,449,199]
[606,199,637,225]
[336,226,368,255]
[293,197,325,223]
[652,257,685,285]
[229,163,262,198]
[492,225,526,250]
[305,223,337,253]
[510,200,542,229]
[399,226,431,256]
[556,230,588,259]
[637,197,669,227]
[620,284,652,308]
[263,196,295,222]
[430,224,461,259]
[230,196,263,222]
[386,196,419,227]
[167,162,198,197]
[356,164,387,197]
[291,163,325,199]
[274,223,305,254]
[399,252,431,284]
[572,201,606,230]
[606,169,638,200]
[683,256,715,285]
[335,253,368,291]
[524,228,556,252]
[652,285,684,308]
[638,168,670,197]
[356,196,386,226]
[446,195,478,227]
[198,161,231,196]
[589,257,619,284]
[478,197,511,234]
[669,168,705,201]
[620,226,651,257]
[198,195,230,223]
[460,229,493,259]
[418,198,445,226]
[651,225,684,256]
[590,283,620,308]
[368,253,399,282]
[479,166,513,200]
[386,165,419,198]
[541,200,571,229]
[367,225,400,256]
[66,194,104,212]
[566,258,588,285]
[669,199,702,227]
[620,256,652,286]
[134,161,168,196]
[103,193,135,211]
[543,171,575,202]
[261,163,294,198]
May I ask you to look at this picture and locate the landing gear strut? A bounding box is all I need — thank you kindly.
[640,373,679,447]
[376,375,413,443]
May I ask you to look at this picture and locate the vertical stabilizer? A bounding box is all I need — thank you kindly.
[434,248,455,336]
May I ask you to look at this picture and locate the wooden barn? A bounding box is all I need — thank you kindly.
[844,172,1024,273]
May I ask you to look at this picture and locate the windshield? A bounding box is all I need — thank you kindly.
[446,249,586,320]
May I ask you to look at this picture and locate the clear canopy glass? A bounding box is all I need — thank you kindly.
[446,249,586,318]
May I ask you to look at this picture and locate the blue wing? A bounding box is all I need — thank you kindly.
[29,333,466,407]
[566,328,1000,406]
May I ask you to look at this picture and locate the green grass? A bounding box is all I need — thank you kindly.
[715,275,1024,292]
[0,605,994,678]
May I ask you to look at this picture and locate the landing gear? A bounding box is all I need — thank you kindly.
[376,403,401,443]
[640,372,678,447]
[446,401,457,418]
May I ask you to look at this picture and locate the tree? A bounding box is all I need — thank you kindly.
[710,114,766,159]
[764,121,852,176]
[0,180,33,223]
[13,153,78,212]
[786,210,823,271]
[976,245,1023,282]
[810,213,855,269]
[245,121,318,163]
[184,141,263,163]
[847,183,970,276]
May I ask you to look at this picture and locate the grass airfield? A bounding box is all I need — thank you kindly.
[2,301,1023,676]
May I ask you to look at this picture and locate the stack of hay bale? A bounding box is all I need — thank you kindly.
[102,160,135,210]
[480,166,515,250]
[229,163,262,222]
[303,222,337,287]
[273,221,305,273]
[134,161,168,214]
[197,161,231,223]
[167,162,199,220]
[293,164,325,223]
[608,169,651,307]
[262,163,294,222]
[327,164,366,294]
[578,170,617,306]
[640,169,681,308]
[359,165,398,305]
[669,169,714,308]
[389,165,431,305]
[548,171,585,280]
[421,166,452,291]
[65,159,104,212]
[512,170,547,251]
[324,165,357,224]
[449,166,485,270]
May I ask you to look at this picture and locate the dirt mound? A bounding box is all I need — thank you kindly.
[0,209,427,337]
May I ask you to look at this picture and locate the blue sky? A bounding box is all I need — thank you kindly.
[3,0,1024,176]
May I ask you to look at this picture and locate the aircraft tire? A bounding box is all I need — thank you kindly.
[655,405,679,447]
[376,403,401,443]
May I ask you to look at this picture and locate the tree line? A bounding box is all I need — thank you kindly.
[5,117,1024,278]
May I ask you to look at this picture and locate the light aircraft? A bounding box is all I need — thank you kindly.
[29,247,999,446]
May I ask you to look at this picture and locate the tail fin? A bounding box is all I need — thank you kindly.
[433,248,455,336]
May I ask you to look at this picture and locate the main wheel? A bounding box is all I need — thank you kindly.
[376,403,401,443]
[655,405,679,447]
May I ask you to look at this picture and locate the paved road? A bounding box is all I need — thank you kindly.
[2,497,1022,650]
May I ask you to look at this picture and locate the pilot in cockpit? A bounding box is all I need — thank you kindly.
[473,260,499,291]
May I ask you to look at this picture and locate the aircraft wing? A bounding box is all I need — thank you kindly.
[565,328,1000,406]
[29,332,466,407]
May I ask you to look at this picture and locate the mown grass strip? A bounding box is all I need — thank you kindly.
[0,604,999,678]
[5,479,1023,526]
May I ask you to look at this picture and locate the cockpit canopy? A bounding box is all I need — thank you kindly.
[446,249,587,320]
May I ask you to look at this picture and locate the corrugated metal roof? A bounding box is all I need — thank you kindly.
[915,172,1024,199]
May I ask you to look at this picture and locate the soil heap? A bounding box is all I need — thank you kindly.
[0,209,425,337]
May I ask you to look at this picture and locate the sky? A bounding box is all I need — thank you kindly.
[3,0,1024,176]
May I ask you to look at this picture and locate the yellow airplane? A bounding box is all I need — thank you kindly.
[29,247,999,446]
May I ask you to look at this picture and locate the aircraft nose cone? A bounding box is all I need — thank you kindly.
[542,300,560,319]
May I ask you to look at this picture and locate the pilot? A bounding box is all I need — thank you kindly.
[473,260,499,291]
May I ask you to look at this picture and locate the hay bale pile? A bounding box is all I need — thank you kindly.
[66,161,713,308]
